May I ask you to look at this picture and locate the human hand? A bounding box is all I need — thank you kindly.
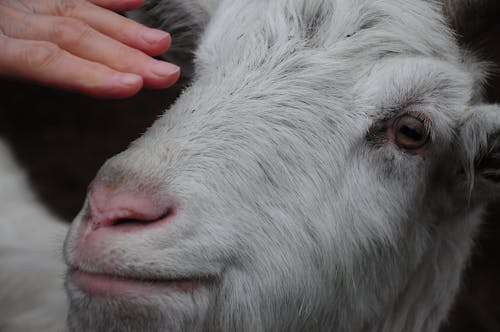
[0,0,180,98]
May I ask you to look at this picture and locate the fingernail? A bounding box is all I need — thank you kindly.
[151,62,180,77]
[141,29,170,44]
[119,73,142,86]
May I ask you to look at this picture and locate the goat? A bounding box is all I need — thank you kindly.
[1,0,499,331]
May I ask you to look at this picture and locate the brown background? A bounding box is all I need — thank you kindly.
[0,18,499,332]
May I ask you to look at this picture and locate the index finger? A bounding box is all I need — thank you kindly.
[77,1,171,56]
[81,2,172,56]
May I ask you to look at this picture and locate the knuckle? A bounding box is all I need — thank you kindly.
[23,42,61,69]
[50,18,92,48]
[52,0,79,15]
[105,46,140,73]
[20,12,36,29]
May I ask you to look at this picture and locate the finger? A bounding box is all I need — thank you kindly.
[89,0,144,12]
[0,36,143,98]
[0,9,180,89]
[78,1,172,57]
[32,0,171,56]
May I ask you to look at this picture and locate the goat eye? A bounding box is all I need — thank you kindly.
[393,115,429,150]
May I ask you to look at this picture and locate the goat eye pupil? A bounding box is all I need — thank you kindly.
[400,124,423,141]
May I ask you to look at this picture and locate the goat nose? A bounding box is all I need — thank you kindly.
[86,183,175,231]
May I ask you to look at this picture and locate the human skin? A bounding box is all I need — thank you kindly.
[0,0,180,98]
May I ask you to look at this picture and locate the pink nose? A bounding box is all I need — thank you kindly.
[86,183,175,231]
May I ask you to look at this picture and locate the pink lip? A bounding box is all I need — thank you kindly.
[71,270,198,297]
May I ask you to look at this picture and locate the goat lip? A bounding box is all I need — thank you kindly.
[70,269,204,297]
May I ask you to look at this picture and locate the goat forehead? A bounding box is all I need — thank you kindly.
[198,0,458,71]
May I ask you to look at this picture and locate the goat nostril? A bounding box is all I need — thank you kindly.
[86,184,176,232]
[110,207,175,228]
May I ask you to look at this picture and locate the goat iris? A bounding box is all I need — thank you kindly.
[393,115,429,150]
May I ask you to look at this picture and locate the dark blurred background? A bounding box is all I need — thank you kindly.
[0,12,499,332]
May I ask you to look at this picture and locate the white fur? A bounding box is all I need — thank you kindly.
[2,0,500,331]
[0,141,67,331]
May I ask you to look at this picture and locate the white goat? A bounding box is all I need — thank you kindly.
[1,0,500,331]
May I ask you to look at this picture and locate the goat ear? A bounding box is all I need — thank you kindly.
[127,0,221,78]
[460,105,500,186]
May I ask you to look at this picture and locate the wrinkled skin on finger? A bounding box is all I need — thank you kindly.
[0,0,180,98]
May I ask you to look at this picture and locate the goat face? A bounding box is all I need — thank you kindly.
[63,0,500,331]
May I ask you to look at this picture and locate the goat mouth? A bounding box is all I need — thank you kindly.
[70,269,208,297]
